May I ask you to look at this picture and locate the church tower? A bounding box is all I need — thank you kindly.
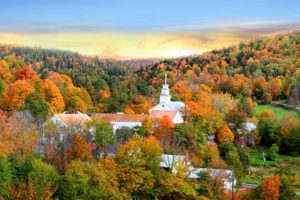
[159,73,171,104]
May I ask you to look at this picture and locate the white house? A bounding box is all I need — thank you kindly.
[91,113,150,133]
[237,122,257,146]
[44,111,92,133]
[160,154,236,190]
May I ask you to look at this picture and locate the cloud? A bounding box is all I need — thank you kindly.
[0,22,299,59]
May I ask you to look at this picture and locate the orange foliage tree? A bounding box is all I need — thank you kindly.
[279,114,298,139]
[1,80,34,111]
[48,72,73,91]
[216,125,234,145]
[186,84,212,118]
[99,89,111,100]
[0,111,38,157]
[261,175,281,200]
[124,95,153,114]
[172,82,212,118]
[270,77,283,100]
[155,115,174,149]
[40,79,65,113]
[171,81,192,100]
[67,133,93,162]
[260,109,276,120]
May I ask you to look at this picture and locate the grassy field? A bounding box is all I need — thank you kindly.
[250,150,300,167]
[254,104,300,120]
[242,150,300,187]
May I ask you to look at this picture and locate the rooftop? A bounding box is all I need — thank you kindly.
[150,110,178,121]
[55,112,91,127]
[91,113,150,122]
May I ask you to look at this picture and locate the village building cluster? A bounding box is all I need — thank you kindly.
[44,75,257,190]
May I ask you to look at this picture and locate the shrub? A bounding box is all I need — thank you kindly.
[266,144,279,161]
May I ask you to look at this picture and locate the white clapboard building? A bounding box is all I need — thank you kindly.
[91,74,185,131]
[160,154,236,190]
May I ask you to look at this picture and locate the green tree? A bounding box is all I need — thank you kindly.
[0,156,12,198]
[266,144,279,161]
[141,118,154,136]
[258,118,280,147]
[62,160,92,199]
[279,175,297,200]
[174,123,206,150]
[28,159,60,198]
[116,135,162,197]
[281,125,300,156]
[21,92,50,123]
[196,171,225,199]
[90,120,116,157]
[159,171,197,200]
[225,151,244,184]
[237,147,250,172]
[194,111,223,136]
[0,79,4,97]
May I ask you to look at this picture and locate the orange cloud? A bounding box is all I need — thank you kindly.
[0,23,299,59]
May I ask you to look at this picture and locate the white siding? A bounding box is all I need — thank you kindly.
[111,121,142,133]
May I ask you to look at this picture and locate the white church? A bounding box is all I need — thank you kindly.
[46,74,185,132]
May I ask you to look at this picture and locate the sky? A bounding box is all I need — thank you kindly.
[1,0,300,59]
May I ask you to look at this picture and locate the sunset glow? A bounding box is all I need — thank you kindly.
[1,0,300,58]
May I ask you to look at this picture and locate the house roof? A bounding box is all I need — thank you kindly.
[150,110,178,121]
[169,101,185,112]
[91,113,150,123]
[55,113,91,127]
[243,122,257,132]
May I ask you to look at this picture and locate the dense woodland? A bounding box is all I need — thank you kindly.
[0,32,299,199]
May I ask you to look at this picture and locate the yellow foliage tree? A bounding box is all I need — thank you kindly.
[40,79,65,113]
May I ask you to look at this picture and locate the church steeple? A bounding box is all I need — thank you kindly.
[160,73,171,103]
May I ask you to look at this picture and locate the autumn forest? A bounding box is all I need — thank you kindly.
[0,31,299,200]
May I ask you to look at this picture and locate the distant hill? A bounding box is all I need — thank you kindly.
[0,32,299,114]
[139,32,300,80]
[138,32,300,104]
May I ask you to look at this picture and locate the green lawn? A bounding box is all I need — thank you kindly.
[242,150,300,186]
[241,177,262,185]
[254,104,300,120]
[250,150,300,167]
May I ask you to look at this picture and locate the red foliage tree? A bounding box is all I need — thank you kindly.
[15,66,39,81]
[155,115,174,149]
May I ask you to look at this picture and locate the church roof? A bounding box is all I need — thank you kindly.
[150,110,178,121]
[91,113,150,123]
[169,101,185,112]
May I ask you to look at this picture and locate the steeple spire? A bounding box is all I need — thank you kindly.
[160,73,171,103]
[165,73,167,84]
